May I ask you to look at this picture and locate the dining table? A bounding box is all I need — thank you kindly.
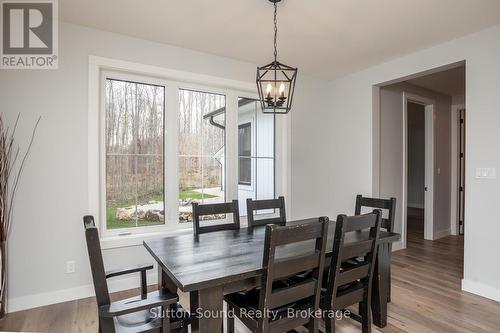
[144,218,400,333]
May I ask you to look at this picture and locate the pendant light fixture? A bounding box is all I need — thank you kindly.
[256,0,297,114]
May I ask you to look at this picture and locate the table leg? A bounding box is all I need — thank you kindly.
[191,286,223,333]
[387,243,393,303]
[158,266,177,294]
[190,291,199,332]
[371,242,390,328]
[158,266,178,326]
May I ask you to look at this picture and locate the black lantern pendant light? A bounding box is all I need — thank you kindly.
[256,0,297,114]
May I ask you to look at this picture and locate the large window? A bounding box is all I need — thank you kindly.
[237,98,275,216]
[97,65,283,237]
[104,78,165,230]
[178,89,226,222]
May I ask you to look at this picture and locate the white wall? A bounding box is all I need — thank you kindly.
[329,24,500,301]
[237,102,275,216]
[0,22,330,311]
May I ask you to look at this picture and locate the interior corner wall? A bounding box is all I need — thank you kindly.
[328,24,500,302]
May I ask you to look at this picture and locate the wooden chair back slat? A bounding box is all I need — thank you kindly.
[340,239,374,260]
[337,263,370,286]
[83,221,110,307]
[355,194,396,232]
[272,252,320,280]
[325,211,382,311]
[335,288,364,310]
[246,196,286,228]
[269,280,316,309]
[192,200,240,235]
[273,221,324,245]
[344,213,380,232]
[258,217,329,329]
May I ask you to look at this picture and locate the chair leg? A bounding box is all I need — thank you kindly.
[359,301,371,333]
[308,317,318,333]
[162,310,171,333]
[325,316,335,333]
[227,315,235,333]
[227,305,235,333]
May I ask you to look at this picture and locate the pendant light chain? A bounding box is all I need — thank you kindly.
[273,1,278,63]
[256,0,297,114]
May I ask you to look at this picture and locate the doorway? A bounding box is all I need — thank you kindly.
[374,62,466,251]
[403,94,435,243]
[406,102,426,239]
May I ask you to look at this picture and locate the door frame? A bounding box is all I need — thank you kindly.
[402,92,435,247]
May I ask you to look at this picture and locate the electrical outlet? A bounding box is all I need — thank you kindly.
[66,261,76,274]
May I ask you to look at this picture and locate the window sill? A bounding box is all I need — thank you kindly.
[100,227,192,250]
[99,217,255,250]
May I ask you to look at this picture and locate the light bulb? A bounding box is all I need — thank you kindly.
[266,83,272,94]
[279,83,285,98]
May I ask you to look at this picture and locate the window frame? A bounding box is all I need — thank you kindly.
[238,122,252,186]
[89,56,289,243]
[100,71,170,237]
[178,87,228,223]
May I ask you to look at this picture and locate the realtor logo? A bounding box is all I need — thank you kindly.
[1,0,58,69]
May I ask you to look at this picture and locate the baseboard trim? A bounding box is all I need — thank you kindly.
[407,203,424,209]
[7,272,158,313]
[433,228,451,240]
[462,279,500,303]
[392,240,404,251]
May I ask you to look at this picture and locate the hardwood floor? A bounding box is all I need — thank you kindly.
[1,227,500,333]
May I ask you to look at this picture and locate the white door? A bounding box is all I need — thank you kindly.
[424,105,434,240]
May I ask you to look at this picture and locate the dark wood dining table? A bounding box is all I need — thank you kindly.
[144,218,400,333]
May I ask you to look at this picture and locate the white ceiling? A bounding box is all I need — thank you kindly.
[407,66,465,97]
[60,0,500,79]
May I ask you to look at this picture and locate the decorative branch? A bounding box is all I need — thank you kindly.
[0,114,41,241]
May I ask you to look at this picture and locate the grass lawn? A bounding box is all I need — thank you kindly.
[179,190,217,201]
[107,190,217,229]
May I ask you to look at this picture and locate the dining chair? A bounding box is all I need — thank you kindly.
[246,196,286,228]
[321,211,382,333]
[224,217,329,333]
[192,200,240,235]
[83,216,190,333]
[354,195,396,301]
[355,195,396,232]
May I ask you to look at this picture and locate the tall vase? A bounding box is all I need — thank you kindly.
[0,240,6,319]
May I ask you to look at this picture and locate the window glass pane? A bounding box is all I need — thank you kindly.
[239,124,251,156]
[179,89,226,222]
[105,78,165,230]
[238,123,252,185]
[239,157,251,185]
[237,98,275,216]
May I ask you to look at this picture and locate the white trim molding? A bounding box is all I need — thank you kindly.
[402,92,436,248]
[462,279,500,303]
[433,228,451,240]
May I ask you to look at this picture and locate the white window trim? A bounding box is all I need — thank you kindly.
[88,56,290,248]
[238,121,253,188]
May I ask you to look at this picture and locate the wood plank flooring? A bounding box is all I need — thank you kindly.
[1,221,500,333]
